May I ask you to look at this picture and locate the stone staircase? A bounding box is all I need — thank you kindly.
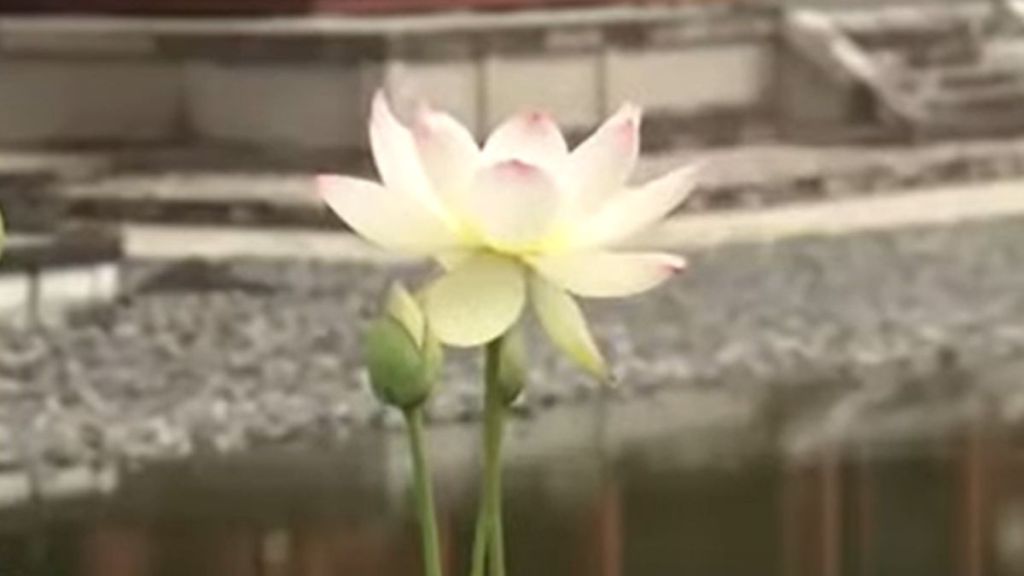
[782,3,1024,140]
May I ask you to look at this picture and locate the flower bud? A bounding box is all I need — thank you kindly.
[491,323,527,405]
[365,283,443,410]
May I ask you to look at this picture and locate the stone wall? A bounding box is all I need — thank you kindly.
[0,59,181,145]
[0,6,775,150]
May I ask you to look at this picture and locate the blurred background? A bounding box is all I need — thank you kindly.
[1,0,1024,574]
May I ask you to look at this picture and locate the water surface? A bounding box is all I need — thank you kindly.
[1,420,1021,576]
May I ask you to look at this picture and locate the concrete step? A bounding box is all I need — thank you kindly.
[0,167,63,234]
[926,83,1024,112]
[63,173,335,230]
[121,178,1024,262]
[0,226,121,273]
[923,65,1024,90]
[917,114,1024,139]
[0,226,123,324]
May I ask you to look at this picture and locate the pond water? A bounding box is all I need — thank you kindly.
[0,419,1021,576]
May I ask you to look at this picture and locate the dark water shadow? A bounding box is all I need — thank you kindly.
[1,415,1022,576]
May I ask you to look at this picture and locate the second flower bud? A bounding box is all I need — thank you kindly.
[365,283,443,411]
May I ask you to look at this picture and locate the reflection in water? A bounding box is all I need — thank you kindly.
[1,423,1021,576]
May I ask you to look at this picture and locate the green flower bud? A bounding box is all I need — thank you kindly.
[365,284,443,410]
[491,323,527,406]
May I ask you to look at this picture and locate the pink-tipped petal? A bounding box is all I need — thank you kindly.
[463,160,565,250]
[318,174,459,253]
[369,91,436,205]
[413,105,480,207]
[530,251,685,298]
[483,111,569,171]
[568,103,642,214]
[573,163,701,249]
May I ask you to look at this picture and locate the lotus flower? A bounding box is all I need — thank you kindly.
[318,91,697,378]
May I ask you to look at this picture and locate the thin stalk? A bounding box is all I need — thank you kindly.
[484,342,507,576]
[404,407,444,576]
[469,338,508,576]
[470,490,488,576]
[488,463,506,576]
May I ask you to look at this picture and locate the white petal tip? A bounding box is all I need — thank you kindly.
[584,357,612,383]
[411,103,457,146]
[603,102,642,151]
[520,110,556,129]
[495,159,540,178]
[618,102,643,124]
[651,256,687,285]
[370,90,396,126]
[314,174,340,196]
[663,257,687,274]
[533,251,686,298]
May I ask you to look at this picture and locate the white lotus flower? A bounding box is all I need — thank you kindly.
[318,91,698,378]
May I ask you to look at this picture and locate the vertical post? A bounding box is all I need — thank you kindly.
[960,420,990,576]
[594,480,623,576]
[81,523,151,576]
[590,390,621,576]
[781,462,803,576]
[293,523,333,576]
[260,529,292,576]
[211,528,259,576]
[821,450,842,576]
[856,445,873,576]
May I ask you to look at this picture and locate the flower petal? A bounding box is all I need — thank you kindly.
[413,105,480,206]
[434,249,474,271]
[369,91,431,197]
[424,253,526,347]
[529,274,608,380]
[573,163,700,248]
[318,175,459,253]
[531,251,684,298]
[385,282,425,348]
[483,111,569,172]
[463,160,564,250]
[568,103,641,214]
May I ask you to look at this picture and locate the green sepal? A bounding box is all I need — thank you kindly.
[423,329,444,384]
[365,316,436,410]
[386,282,425,348]
[528,274,610,383]
[491,324,527,406]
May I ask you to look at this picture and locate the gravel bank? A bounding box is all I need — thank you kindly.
[3,214,1024,469]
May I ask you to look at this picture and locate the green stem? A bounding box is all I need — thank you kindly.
[488,468,506,576]
[469,338,508,576]
[470,491,488,576]
[404,407,444,576]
